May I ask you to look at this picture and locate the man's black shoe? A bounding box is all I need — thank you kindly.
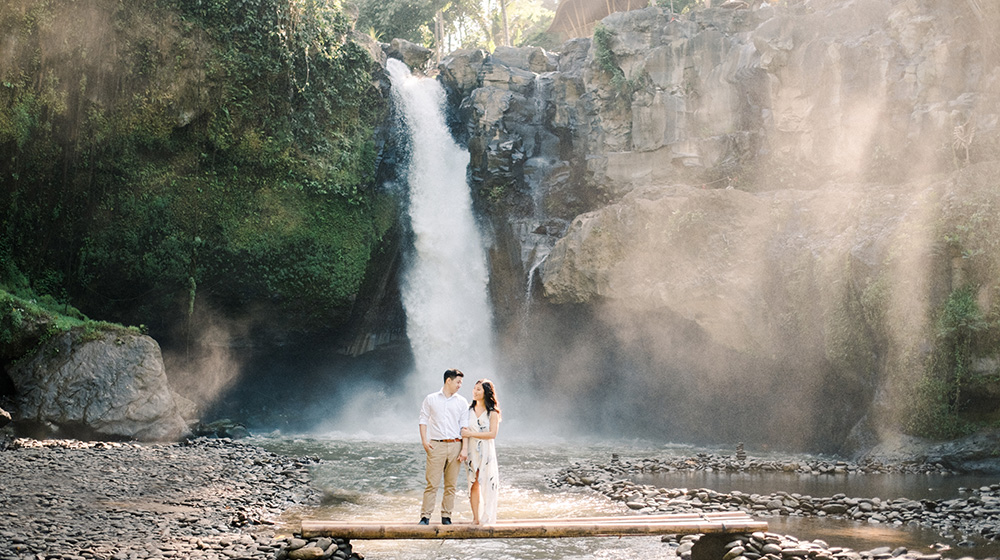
[419,517,429,525]
[441,517,452,525]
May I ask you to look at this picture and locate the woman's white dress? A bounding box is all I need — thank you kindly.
[466,409,499,524]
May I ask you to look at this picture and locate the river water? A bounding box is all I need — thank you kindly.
[254,434,1000,560]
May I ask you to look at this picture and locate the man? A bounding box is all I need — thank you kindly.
[418,368,469,525]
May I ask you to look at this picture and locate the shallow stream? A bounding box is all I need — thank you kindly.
[255,435,1000,560]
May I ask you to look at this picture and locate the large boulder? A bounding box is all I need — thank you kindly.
[490,45,558,74]
[439,48,487,98]
[8,328,189,441]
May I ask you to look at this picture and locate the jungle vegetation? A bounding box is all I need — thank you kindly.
[0,0,396,344]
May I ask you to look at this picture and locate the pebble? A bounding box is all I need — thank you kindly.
[0,438,356,560]
[5,439,996,560]
[554,452,1000,560]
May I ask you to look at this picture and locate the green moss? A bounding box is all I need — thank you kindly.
[593,25,639,102]
[1,289,97,350]
[1,0,395,337]
[1,287,143,371]
[899,176,1000,438]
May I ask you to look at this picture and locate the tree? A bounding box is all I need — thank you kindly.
[357,0,552,56]
[499,0,510,46]
[355,0,445,44]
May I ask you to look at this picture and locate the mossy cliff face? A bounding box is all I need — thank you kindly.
[443,0,1000,451]
[0,0,394,345]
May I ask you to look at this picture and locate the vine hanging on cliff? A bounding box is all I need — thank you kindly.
[593,24,644,101]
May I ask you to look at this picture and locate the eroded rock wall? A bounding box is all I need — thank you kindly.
[440,0,1000,450]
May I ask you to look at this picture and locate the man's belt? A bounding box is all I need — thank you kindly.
[432,438,462,443]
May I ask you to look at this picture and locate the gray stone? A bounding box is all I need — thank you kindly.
[287,545,325,560]
[491,45,557,74]
[439,48,486,97]
[8,329,188,441]
[384,38,432,71]
[724,546,747,560]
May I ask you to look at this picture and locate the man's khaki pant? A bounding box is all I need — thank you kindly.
[421,440,462,519]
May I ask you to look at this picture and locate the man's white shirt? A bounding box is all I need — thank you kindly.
[419,390,470,440]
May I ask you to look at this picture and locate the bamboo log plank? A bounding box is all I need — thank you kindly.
[307,512,750,526]
[490,512,751,525]
[300,515,767,539]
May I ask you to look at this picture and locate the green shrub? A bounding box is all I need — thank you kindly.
[904,286,988,439]
[593,24,644,102]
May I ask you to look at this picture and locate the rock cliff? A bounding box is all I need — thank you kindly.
[438,0,1000,451]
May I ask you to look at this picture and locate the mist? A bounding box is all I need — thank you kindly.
[488,0,1000,452]
[173,1,1000,454]
[162,307,246,418]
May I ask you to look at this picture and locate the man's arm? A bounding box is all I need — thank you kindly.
[419,423,433,453]
[462,412,500,440]
[458,398,469,462]
[419,395,434,453]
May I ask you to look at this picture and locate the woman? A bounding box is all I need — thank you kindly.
[461,378,501,525]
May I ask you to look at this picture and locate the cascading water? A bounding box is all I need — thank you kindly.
[387,58,496,386]
[321,60,495,437]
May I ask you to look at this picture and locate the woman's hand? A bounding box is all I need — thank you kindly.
[461,427,474,437]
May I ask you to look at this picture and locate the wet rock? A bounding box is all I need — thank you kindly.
[552,452,1000,547]
[192,418,252,440]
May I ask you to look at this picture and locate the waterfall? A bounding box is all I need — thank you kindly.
[522,250,548,317]
[387,59,496,384]
[318,60,495,438]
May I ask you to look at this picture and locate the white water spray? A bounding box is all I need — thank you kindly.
[388,59,496,384]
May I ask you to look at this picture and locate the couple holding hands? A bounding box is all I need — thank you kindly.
[418,369,501,526]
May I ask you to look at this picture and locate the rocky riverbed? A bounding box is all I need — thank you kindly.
[551,452,1000,560]
[0,438,356,560]
[4,439,999,560]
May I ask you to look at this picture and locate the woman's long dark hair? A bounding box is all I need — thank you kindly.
[471,379,501,415]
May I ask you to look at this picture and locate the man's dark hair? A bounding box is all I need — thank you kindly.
[444,369,464,382]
